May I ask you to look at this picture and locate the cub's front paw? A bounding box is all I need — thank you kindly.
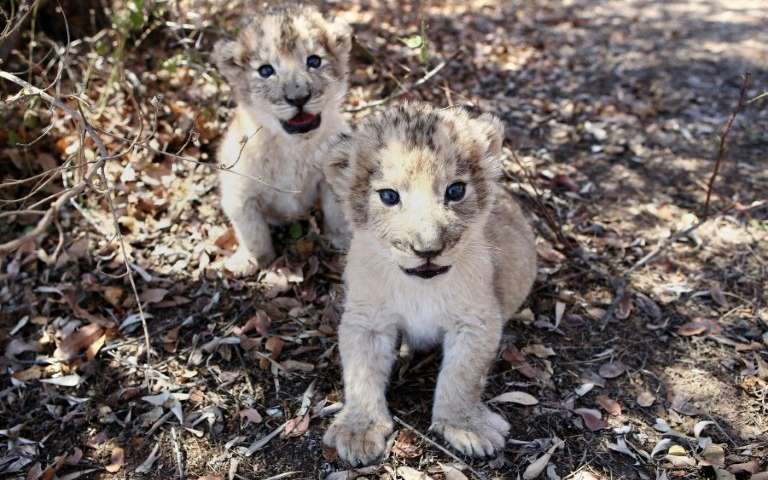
[323,411,393,466]
[431,405,510,457]
[223,247,262,277]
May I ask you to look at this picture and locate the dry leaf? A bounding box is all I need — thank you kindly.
[728,460,759,474]
[523,344,556,359]
[710,285,727,307]
[615,294,633,320]
[699,444,725,467]
[489,391,539,405]
[677,320,708,336]
[397,466,433,480]
[102,287,124,307]
[163,326,181,353]
[439,464,468,480]
[140,288,168,304]
[237,311,270,337]
[54,323,103,361]
[40,374,81,387]
[238,408,262,424]
[636,391,655,407]
[12,365,42,381]
[523,439,563,479]
[598,361,626,379]
[573,408,606,431]
[105,446,124,473]
[392,430,422,459]
[595,395,621,416]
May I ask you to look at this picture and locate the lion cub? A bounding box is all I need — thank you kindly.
[213,4,351,275]
[322,103,537,465]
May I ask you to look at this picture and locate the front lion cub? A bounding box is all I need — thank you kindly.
[322,103,537,465]
[213,4,351,275]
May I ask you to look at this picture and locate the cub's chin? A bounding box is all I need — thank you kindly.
[281,112,322,135]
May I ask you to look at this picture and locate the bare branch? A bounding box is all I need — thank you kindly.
[703,72,751,218]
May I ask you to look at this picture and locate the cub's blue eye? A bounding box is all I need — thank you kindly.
[377,189,400,206]
[258,64,275,78]
[306,55,322,69]
[445,182,466,202]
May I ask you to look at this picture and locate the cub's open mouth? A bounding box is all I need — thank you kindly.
[402,262,451,279]
[281,112,321,134]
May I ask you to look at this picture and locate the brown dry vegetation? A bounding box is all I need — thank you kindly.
[1,1,767,480]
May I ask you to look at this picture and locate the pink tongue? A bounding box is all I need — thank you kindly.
[288,112,316,126]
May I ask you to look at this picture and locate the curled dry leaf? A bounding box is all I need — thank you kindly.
[693,420,715,438]
[595,395,621,416]
[58,326,105,361]
[238,408,262,424]
[237,310,270,337]
[650,438,672,457]
[636,391,655,407]
[489,391,539,406]
[677,320,709,336]
[573,408,606,431]
[105,446,124,473]
[598,361,626,379]
[392,430,422,459]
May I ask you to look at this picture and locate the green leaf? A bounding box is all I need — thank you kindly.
[7,131,19,147]
[288,223,303,240]
[399,35,423,50]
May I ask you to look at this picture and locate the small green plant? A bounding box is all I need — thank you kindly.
[398,19,429,63]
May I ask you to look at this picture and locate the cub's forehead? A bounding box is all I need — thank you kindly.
[359,106,487,175]
[239,6,329,57]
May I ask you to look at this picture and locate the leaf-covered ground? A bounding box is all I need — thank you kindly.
[1,1,767,479]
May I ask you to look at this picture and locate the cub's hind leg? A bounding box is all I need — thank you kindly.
[221,193,275,276]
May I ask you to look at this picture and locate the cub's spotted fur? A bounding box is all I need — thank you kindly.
[322,103,537,464]
[213,4,351,275]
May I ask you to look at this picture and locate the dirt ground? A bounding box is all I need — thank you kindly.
[1,1,766,479]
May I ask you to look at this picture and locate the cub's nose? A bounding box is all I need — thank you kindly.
[412,246,444,260]
[285,94,311,108]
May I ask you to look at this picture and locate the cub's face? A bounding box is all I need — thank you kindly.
[213,5,351,137]
[325,103,504,279]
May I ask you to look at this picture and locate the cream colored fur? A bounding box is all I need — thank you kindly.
[322,103,537,464]
[213,4,351,275]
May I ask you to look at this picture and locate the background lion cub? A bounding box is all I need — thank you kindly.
[322,103,537,465]
[213,4,351,275]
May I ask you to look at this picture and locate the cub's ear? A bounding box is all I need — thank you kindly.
[321,132,356,200]
[472,112,505,178]
[475,112,504,157]
[329,18,352,55]
[212,39,244,83]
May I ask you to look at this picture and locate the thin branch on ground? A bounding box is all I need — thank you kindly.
[345,51,461,113]
[392,415,488,480]
[703,72,751,218]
